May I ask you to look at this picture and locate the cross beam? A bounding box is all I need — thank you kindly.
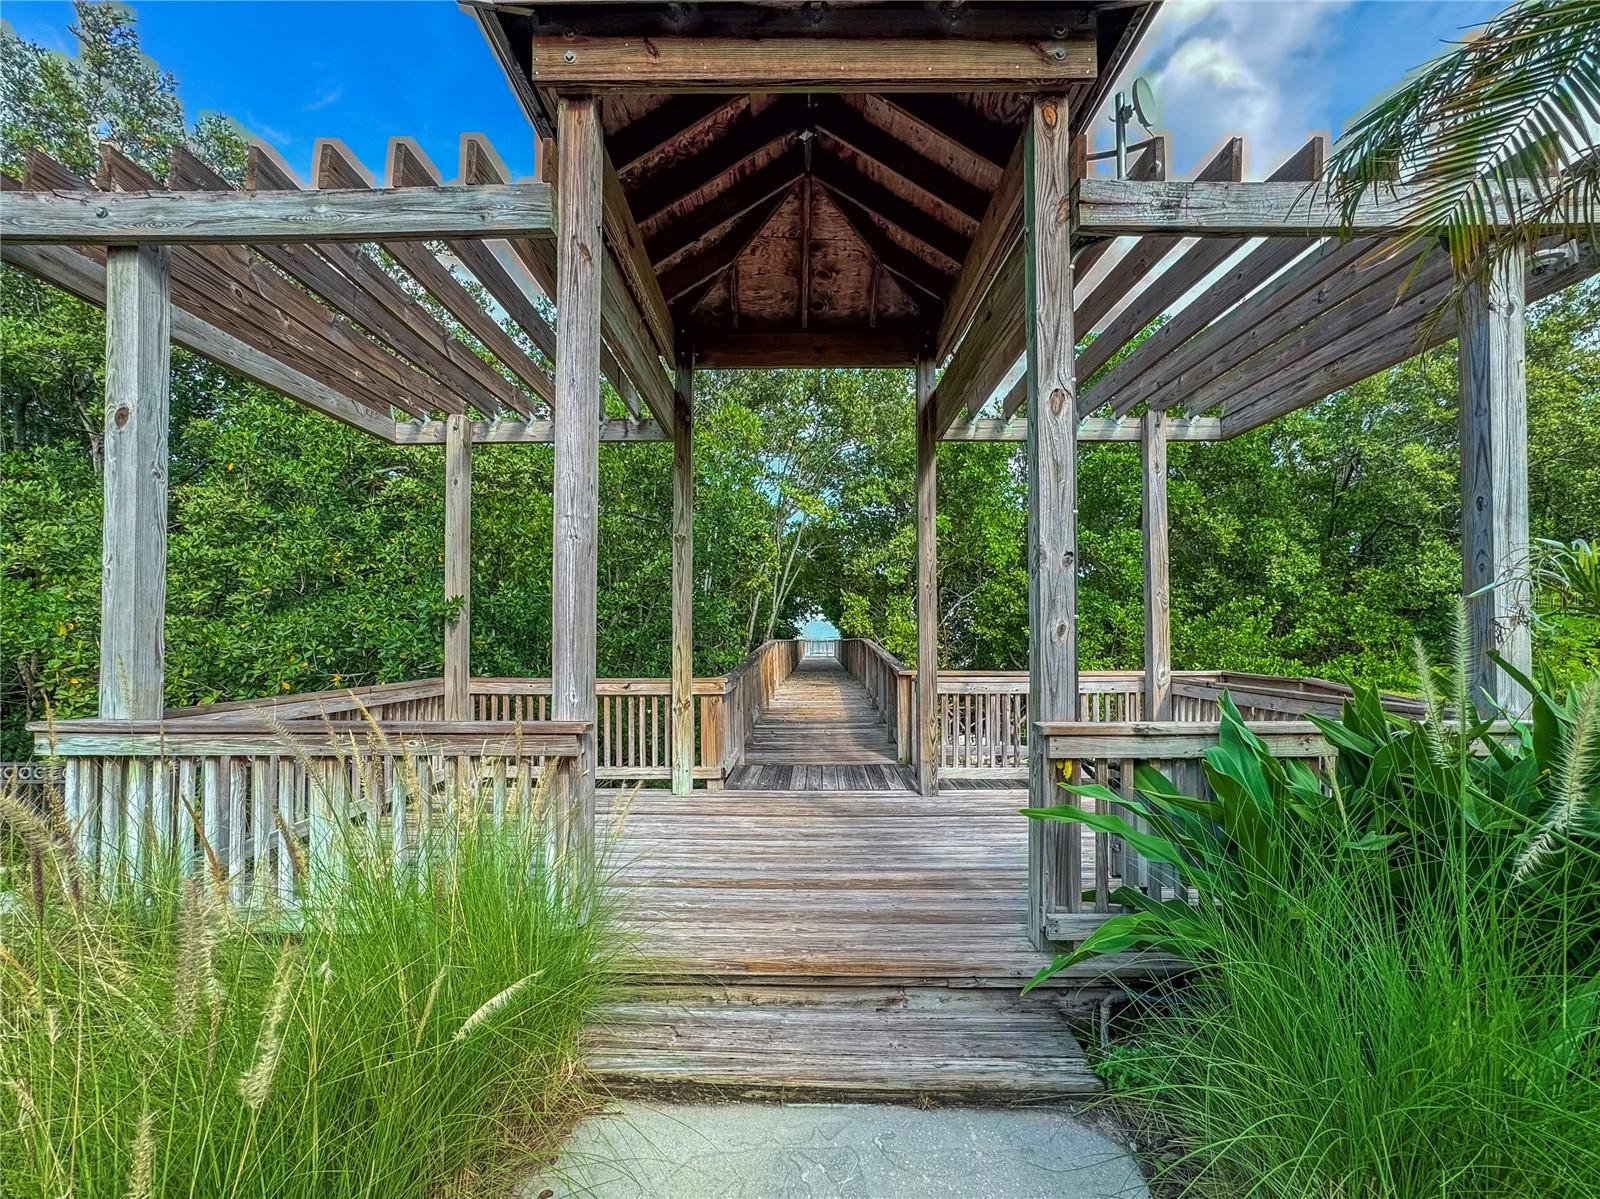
[1,184,554,245]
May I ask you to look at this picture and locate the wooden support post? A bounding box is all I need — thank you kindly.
[671,356,696,795]
[1142,410,1172,720]
[1023,95,1078,949]
[443,412,472,721]
[552,96,604,849]
[1459,244,1531,715]
[99,245,171,721]
[914,358,940,797]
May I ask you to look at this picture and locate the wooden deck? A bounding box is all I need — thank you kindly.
[591,784,1143,1097]
[725,656,915,790]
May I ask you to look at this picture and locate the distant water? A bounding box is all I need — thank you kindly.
[797,615,841,641]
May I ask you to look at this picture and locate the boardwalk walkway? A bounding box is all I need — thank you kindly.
[726,656,913,790]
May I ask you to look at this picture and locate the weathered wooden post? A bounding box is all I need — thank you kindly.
[443,412,472,721]
[1023,94,1078,949]
[1142,409,1172,719]
[92,244,170,869]
[99,245,171,722]
[914,357,940,796]
[552,96,603,851]
[1459,244,1531,716]
[671,356,695,795]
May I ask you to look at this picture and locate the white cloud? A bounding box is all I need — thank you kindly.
[302,88,342,113]
[1100,0,1354,178]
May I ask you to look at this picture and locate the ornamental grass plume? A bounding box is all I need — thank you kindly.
[1515,677,1600,883]
[171,872,225,1039]
[453,971,542,1042]
[124,1108,155,1199]
[236,940,299,1110]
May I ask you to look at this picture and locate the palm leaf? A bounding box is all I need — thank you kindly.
[1326,0,1600,282]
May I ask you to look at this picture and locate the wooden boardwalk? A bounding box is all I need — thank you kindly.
[726,656,915,791]
[590,786,1140,1098]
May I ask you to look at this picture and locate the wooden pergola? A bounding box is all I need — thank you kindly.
[5,1,1593,957]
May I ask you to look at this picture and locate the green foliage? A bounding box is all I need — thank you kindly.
[1,3,1597,759]
[1027,659,1600,1195]
[0,793,619,1198]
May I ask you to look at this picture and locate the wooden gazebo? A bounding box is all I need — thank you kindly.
[4,0,1593,1094]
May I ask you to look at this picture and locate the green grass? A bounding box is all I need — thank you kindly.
[1,784,622,1198]
[1099,820,1600,1198]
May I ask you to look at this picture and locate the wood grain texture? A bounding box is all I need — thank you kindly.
[588,985,1101,1098]
[1142,411,1172,720]
[671,360,695,795]
[553,97,604,847]
[531,36,1095,91]
[2,183,554,244]
[99,244,170,720]
[393,417,664,445]
[1023,96,1078,946]
[1075,177,1557,237]
[0,241,398,440]
[443,413,472,722]
[943,415,1222,442]
[1459,244,1531,715]
[915,359,940,797]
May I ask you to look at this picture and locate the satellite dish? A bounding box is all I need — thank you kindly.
[1130,77,1162,133]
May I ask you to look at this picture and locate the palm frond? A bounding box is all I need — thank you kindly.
[1327,0,1600,280]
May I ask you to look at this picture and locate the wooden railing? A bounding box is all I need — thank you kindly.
[712,639,804,780]
[799,638,839,660]
[1033,719,1336,933]
[33,717,585,899]
[838,638,914,763]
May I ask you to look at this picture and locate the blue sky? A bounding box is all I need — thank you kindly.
[4,1,1506,184]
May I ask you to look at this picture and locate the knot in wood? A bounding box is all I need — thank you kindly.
[113,405,130,429]
[1048,387,1071,416]
[1039,101,1060,129]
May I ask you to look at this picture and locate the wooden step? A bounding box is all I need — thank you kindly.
[588,984,1104,1099]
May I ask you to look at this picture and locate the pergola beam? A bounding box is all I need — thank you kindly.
[317,139,554,410]
[942,415,1222,442]
[0,239,397,441]
[0,181,554,244]
[394,418,666,446]
[671,359,695,795]
[1076,136,1326,417]
[90,147,445,419]
[529,36,1096,92]
[1075,177,1560,238]
[233,146,522,418]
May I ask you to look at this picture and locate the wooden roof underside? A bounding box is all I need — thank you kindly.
[472,1,1155,366]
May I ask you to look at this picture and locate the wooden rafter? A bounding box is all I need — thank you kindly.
[810,149,968,265]
[812,98,988,223]
[238,146,525,418]
[873,94,1015,170]
[627,96,803,225]
[0,234,396,440]
[819,183,952,303]
[457,134,638,414]
[314,139,554,409]
[1073,136,1329,418]
[645,145,805,265]
[1222,244,1593,437]
[659,182,796,305]
[94,145,443,419]
[610,95,735,172]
